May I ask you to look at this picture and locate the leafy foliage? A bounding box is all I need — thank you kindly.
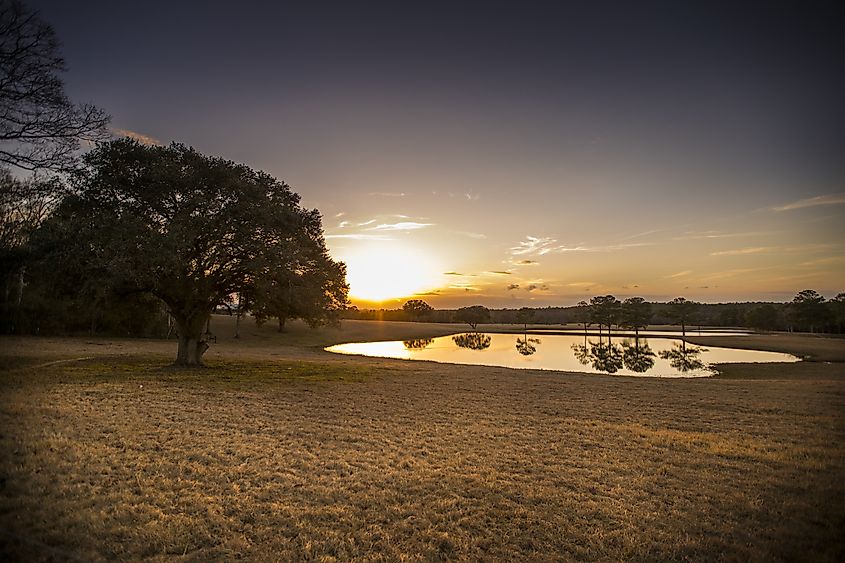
[41,139,337,364]
[456,305,490,329]
[402,299,433,321]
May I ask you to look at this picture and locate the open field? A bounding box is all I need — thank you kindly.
[1,319,844,560]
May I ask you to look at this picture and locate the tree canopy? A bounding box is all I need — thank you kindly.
[402,299,433,321]
[44,139,342,364]
[0,0,109,171]
[455,305,490,329]
[665,297,699,336]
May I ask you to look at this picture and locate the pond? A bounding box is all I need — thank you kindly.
[325,333,799,378]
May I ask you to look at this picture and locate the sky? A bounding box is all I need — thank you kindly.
[29,0,845,307]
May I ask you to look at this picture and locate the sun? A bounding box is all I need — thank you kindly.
[341,243,442,303]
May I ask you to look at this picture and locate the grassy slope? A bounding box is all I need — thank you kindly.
[1,318,844,561]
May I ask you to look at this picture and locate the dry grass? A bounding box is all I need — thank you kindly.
[1,319,844,561]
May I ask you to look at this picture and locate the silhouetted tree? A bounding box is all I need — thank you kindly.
[1,0,109,171]
[456,305,490,329]
[830,293,845,333]
[666,297,699,338]
[744,304,778,331]
[251,221,349,332]
[620,297,651,337]
[516,306,535,330]
[44,139,326,365]
[453,332,491,350]
[589,295,620,336]
[402,299,433,321]
[0,168,57,316]
[790,289,828,333]
[573,300,591,334]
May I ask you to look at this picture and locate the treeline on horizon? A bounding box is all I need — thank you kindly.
[346,291,845,334]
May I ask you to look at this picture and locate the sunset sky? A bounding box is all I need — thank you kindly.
[31,1,844,307]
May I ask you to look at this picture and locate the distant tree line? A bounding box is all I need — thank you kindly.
[349,289,845,334]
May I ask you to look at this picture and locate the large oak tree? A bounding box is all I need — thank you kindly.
[51,138,338,365]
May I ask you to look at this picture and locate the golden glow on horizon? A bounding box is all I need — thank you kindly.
[341,242,443,303]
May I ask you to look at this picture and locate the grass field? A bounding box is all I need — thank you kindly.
[1,318,844,561]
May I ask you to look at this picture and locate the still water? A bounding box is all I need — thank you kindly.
[326,333,799,378]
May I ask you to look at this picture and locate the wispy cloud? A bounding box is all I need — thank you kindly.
[711,243,838,257]
[507,283,520,290]
[509,236,561,256]
[666,270,692,279]
[798,256,845,267]
[111,128,160,145]
[369,221,433,231]
[486,270,511,275]
[711,247,769,256]
[454,231,487,239]
[772,193,845,212]
[510,236,653,257]
[675,230,776,241]
[515,259,538,266]
[367,192,406,197]
[443,271,464,276]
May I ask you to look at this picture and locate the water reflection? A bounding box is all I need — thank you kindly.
[453,332,491,350]
[403,338,434,350]
[658,341,707,373]
[326,333,799,378]
[516,331,541,356]
[621,338,656,373]
[589,342,623,373]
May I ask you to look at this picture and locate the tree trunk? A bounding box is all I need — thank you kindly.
[278,316,287,332]
[173,313,210,366]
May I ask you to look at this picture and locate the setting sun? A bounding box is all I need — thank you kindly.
[340,242,443,303]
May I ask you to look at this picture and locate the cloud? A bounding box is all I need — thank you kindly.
[675,230,775,240]
[526,283,550,292]
[368,221,433,231]
[507,284,520,290]
[367,192,406,197]
[798,256,845,267]
[510,236,560,256]
[666,270,692,278]
[510,236,653,257]
[711,243,838,257]
[443,272,463,276]
[711,247,769,256]
[516,259,538,265]
[465,192,481,201]
[454,231,487,239]
[111,128,160,145]
[772,193,845,211]
[486,270,511,275]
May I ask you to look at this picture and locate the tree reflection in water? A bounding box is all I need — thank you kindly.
[621,337,656,373]
[571,335,591,366]
[658,341,707,372]
[515,330,541,356]
[403,338,434,350]
[452,332,491,350]
[589,341,624,373]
